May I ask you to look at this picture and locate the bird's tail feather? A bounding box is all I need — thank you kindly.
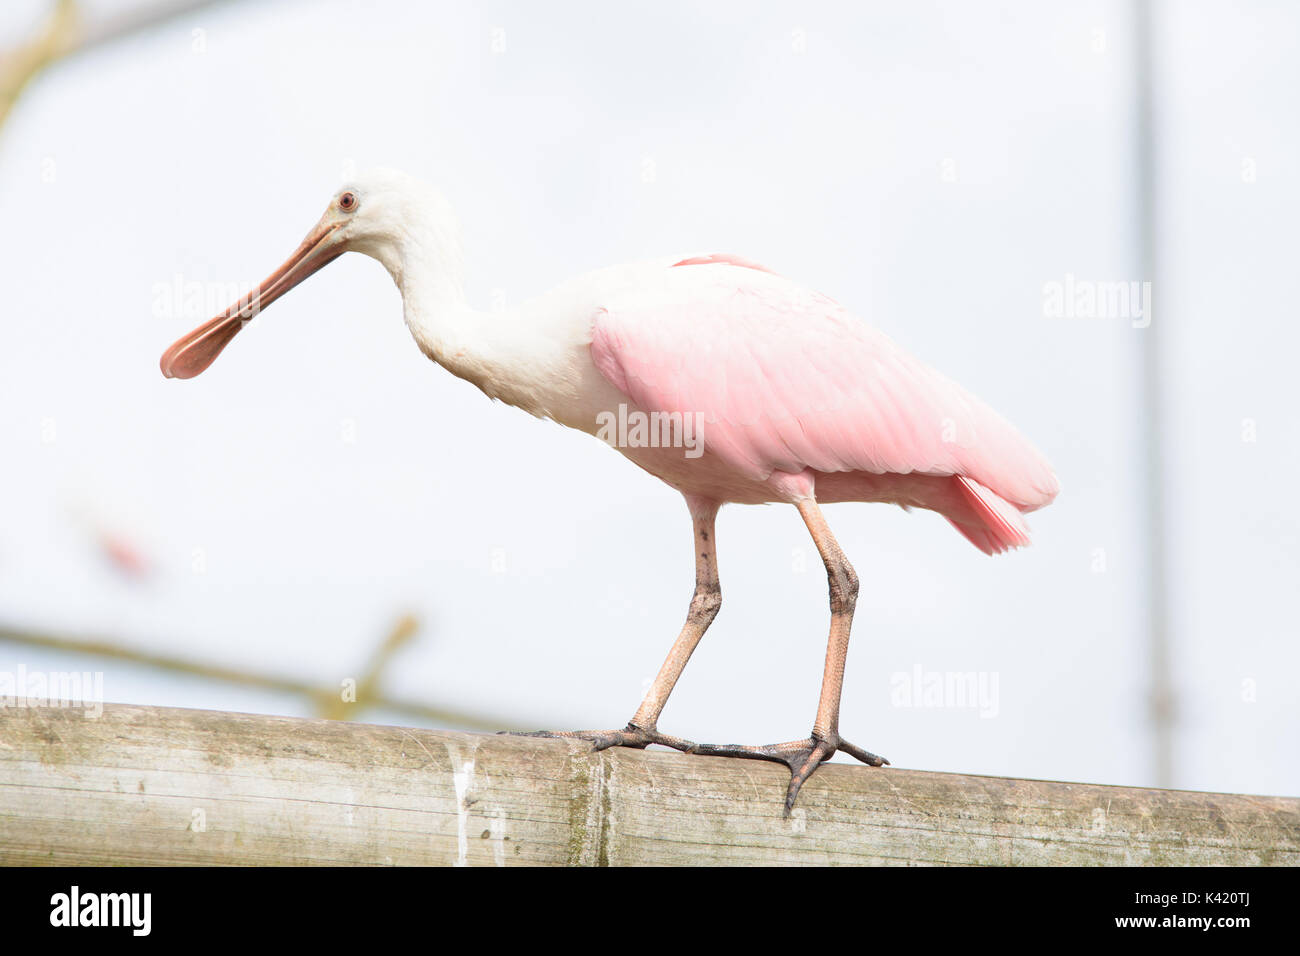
[947,476,1033,556]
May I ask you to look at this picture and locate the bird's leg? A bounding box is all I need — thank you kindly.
[690,498,887,815]
[506,497,721,755]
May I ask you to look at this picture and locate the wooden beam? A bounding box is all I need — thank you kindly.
[0,703,1295,866]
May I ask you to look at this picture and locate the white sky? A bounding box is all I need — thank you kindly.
[1,0,1295,798]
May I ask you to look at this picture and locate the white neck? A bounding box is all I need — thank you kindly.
[362,218,591,425]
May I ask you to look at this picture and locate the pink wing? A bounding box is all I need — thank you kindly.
[590,260,1059,553]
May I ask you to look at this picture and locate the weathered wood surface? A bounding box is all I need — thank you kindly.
[0,703,1295,866]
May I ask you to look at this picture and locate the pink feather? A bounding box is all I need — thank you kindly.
[591,258,1058,553]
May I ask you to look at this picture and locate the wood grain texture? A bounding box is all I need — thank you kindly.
[0,703,1295,866]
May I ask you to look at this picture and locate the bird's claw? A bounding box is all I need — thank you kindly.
[501,723,698,754]
[689,731,888,816]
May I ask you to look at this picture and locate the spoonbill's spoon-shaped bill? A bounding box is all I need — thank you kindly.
[159,202,352,379]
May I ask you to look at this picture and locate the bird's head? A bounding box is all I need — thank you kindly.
[159,167,460,379]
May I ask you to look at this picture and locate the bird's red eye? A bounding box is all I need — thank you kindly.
[339,192,357,211]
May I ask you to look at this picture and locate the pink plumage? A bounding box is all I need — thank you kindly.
[591,257,1058,554]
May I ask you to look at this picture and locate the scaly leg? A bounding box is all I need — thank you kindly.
[508,496,721,754]
[691,497,887,814]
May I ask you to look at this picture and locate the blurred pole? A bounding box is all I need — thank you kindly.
[1134,0,1175,788]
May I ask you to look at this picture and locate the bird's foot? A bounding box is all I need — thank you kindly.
[501,722,698,754]
[689,731,888,816]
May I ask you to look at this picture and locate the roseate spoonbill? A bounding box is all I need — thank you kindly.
[160,168,1059,814]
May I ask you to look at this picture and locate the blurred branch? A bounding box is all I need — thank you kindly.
[318,613,419,721]
[0,0,231,132]
[0,616,525,731]
[0,0,77,131]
